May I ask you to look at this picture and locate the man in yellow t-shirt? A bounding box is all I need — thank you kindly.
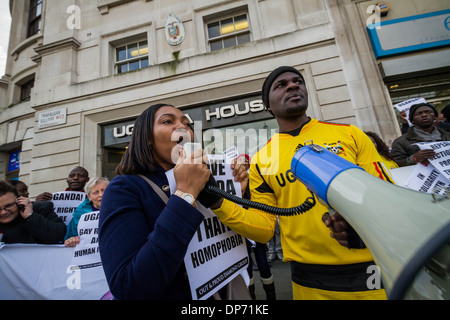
[212,66,392,300]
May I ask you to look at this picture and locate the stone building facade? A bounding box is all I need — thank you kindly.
[0,0,449,198]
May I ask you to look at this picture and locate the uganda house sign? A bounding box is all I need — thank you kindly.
[165,14,185,46]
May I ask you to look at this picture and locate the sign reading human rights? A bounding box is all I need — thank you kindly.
[71,211,101,269]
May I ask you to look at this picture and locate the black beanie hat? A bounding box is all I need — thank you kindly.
[408,102,438,123]
[262,66,304,112]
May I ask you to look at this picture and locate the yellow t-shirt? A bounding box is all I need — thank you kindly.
[214,118,393,266]
[381,155,399,170]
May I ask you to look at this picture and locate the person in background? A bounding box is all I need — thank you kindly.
[8,180,57,220]
[35,166,90,201]
[0,181,66,244]
[391,103,450,167]
[7,180,30,198]
[267,221,283,262]
[437,104,450,132]
[365,132,398,170]
[64,177,109,247]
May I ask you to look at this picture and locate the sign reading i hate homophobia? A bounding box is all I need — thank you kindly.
[185,209,248,300]
[51,191,86,225]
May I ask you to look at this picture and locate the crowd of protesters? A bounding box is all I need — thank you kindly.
[1,65,449,300]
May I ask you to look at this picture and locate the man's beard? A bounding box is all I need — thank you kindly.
[286,103,308,115]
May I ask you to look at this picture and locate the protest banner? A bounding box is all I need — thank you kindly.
[394,97,427,127]
[51,191,86,225]
[415,141,450,180]
[70,211,102,269]
[0,244,109,300]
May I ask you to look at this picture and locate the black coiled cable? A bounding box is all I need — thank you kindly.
[206,185,316,216]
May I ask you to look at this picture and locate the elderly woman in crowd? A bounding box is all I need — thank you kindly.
[64,177,109,247]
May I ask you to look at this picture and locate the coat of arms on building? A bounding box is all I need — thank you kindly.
[165,14,185,46]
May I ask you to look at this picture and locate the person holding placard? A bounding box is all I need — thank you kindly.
[98,104,248,300]
[35,166,90,201]
[391,103,450,167]
[64,177,109,247]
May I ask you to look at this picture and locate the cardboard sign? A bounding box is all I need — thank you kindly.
[208,154,242,198]
[405,162,450,195]
[184,208,248,300]
[70,211,101,269]
[165,162,248,300]
[415,141,450,180]
[394,97,427,127]
[51,191,86,225]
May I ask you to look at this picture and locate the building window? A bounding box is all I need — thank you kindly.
[115,41,149,74]
[207,13,251,52]
[20,78,35,102]
[28,0,42,38]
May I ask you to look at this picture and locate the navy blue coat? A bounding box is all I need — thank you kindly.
[98,166,204,300]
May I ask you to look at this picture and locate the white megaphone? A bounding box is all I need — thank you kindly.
[291,142,450,300]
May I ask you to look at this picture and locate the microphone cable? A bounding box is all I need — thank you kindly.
[206,185,316,217]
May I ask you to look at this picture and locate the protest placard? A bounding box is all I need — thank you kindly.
[208,154,242,198]
[415,141,450,180]
[394,97,427,127]
[223,146,239,163]
[51,191,86,225]
[70,211,102,269]
[405,162,450,195]
[165,159,248,300]
[184,208,248,300]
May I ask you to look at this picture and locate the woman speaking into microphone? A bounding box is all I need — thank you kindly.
[98,104,247,300]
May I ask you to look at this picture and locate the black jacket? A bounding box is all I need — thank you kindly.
[0,201,66,244]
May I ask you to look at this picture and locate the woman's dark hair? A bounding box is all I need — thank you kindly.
[116,103,174,175]
[365,131,393,161]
